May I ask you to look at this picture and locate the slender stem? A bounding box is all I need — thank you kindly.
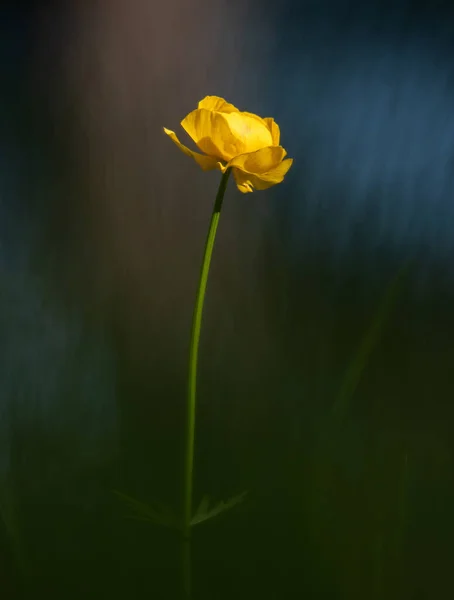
[183,167,232,597]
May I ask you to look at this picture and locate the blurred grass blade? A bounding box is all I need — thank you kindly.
[190,491,248,527]
[374,532,384,600]
[329,263,410,429]
[308,264,410,549]
[114,490,180,531]
[0,489,16,541]
[394,450,409,561]
[0,482,26,573]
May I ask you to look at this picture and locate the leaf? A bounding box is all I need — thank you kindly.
[0,483,26,573]
[308,264,410,540]
[0,483,20,548]
[394,450,409,560]
[190,491,248,527]
[194,494,210,520]
[113,490,180,532]
[0,492,15,541]
[324,262,411,443]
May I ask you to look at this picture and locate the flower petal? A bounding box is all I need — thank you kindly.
[227,146,287,174]
[218,112,274,159]
[240,111,269,127]
[263,118,280,145]
[163,127,220,171]
[198,96,240,114]
[232,158,293,193]
[181,109,234,160]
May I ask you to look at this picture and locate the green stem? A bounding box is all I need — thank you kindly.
[183,167,232,597]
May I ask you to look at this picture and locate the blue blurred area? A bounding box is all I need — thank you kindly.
[264,1,454,277]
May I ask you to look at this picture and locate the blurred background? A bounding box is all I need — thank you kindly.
[1,0,453,598]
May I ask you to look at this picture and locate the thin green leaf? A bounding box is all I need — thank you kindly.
[0,483,26,573]
[324,262,410,445]
[193,494,211,520]
[0,486,17,544]
[308,264,410,544]
[394,450,409,560]
[190,491,248,527]
[114,490,179,531]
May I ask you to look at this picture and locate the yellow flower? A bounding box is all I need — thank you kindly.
[164,96,293,193]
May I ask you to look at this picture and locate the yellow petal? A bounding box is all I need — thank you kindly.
[217,112,274,159]
[198,96,239,114]
[240,111,269,128]
[263,118,280,145]
[181,109,233,160]
[163,127,220,171]
[232,158,293,193]
[232,172,254,193]
[224,111,280,145]
[227,146,287,174]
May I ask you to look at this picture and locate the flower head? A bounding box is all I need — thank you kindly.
[164,96,293,193]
